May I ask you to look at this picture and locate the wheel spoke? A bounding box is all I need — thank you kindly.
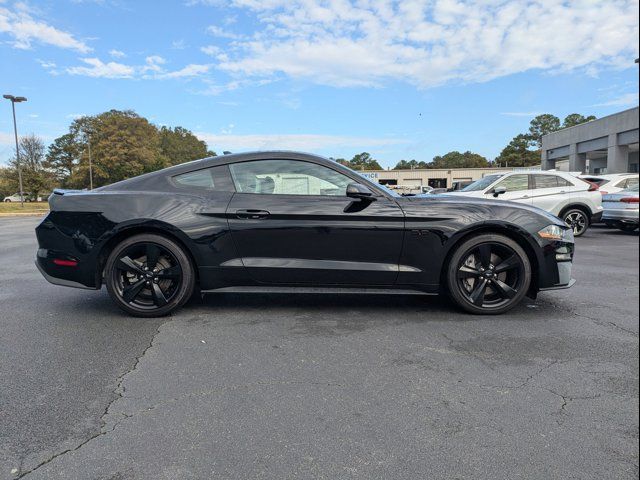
[146,244,161,270]
[156,265,181,279]
[469,278,489,306]
[491,278,517,299]
[117,256,144,275]
[477,244,492,268]
[493,254,520,274]
[457,265,479,278]
[151,283,168,306]
[122,279,147,303]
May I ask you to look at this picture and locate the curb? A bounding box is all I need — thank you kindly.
[0,212,49,217]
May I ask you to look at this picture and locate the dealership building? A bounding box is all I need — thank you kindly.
[358,166,524,190]
[541,107,639,174]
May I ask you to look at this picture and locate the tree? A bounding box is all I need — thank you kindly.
[527,114,561,148]
[428,151,490,169]
[495,134,540,167]
[7,134,53,198]
[393,159,428,169]
[159,126,211,166]
[340,152,383,170]
[44,133,80,186]
[562,113,596,128]
[0,166,16,198]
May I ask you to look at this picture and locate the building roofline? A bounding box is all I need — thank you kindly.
[542,106,639,139]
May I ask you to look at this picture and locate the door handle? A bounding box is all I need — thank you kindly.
[236,209,270,219]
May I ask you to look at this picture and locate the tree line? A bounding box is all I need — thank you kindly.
[0,109,214,199]
[0,110,596,199]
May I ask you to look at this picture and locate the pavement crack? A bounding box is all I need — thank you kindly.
[15,317,169,479]
[573,312,638,337]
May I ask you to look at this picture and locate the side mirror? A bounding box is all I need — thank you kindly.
[492,186,507,198]
[346,183,375,200]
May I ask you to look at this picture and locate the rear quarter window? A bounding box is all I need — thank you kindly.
[172,165,235,192]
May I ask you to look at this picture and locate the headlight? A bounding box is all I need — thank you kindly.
[537,225,574,242]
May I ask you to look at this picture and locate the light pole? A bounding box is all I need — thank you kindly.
[84,127,94,190]
[3,94,27,207]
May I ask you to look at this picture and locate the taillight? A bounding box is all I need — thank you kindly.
[600,191,608,195]
[620,197,640,203]
[586,181,599,192]
[53,259,78,267]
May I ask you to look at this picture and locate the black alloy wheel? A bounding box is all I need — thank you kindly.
[447,234,531,314]
[105,234,195,317]
[563,209,589,236]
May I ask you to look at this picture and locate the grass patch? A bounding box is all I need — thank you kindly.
[0,201,49,214]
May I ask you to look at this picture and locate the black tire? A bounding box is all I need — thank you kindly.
[446,234,531,315]
[562,208,590,237]
[105,234,195,317]
[4,199,11,203]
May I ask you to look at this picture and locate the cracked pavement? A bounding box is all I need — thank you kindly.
[1,217,638,479]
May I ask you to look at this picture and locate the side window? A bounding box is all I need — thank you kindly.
[228,159,354,196]
[626,177,639,189]
[533,175,558,189]
[172,165,235,192]
[494,174,529,192]
[557,177,573,187]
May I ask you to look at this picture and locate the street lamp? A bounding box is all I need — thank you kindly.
[3,94,27,207]
[82,126,95,190]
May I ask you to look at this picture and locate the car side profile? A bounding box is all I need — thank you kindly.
[446,170,603,236]
[35,151,575,317]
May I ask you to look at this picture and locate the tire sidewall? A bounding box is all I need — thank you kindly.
[446,234,532,315]
[105,234,195,317]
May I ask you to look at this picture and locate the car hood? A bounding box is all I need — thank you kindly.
[400,194,566,227]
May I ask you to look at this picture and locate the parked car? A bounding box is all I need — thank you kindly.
[579,173,638,194]
[35,151,575,317]
[446,171,602,236]
[602,184,639,232]
[4,192,34,202]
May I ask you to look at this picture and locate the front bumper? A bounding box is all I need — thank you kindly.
[539,260,575,291]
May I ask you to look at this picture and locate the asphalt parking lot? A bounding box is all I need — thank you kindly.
[0,216,638,480]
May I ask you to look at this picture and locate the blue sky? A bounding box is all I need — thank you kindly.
[1,0,638,168]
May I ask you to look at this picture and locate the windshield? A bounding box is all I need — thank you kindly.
[461,174,502,192]
[622,184,639,193]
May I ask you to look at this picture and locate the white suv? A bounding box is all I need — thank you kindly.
[447,171,603,236]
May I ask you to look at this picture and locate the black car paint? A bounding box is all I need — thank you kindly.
[35,151,573,294]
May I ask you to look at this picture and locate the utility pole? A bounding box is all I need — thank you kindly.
[3,94,28,207]
[87,133,93,190]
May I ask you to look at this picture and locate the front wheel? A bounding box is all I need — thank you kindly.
[105,234,195,317]
[446,234,531,315]
[562,209,589,236]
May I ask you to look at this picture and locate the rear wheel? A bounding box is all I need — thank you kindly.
[562,208,589,236]
[446,234,531,315]
[105,234,195,317]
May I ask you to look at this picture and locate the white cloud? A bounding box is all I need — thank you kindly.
[200,44,221,56]
[171,39,186,50]
[109,49,126,58]
[0,3,91,52]
[142,55,166,72]
[156,63,211,79]
[206,25,243,40]
[208,0,639,89]
[590,93,639,108]
[195,132,406,151]
[66,57,135,78]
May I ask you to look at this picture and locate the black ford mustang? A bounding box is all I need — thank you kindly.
[35,151,575,317]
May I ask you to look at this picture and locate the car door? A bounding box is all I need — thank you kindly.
[485,174,532,205]
[225,158,405,285]
[529,174,568,213]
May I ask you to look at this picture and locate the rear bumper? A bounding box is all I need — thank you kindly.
[35,255,97,290]
[602,209,639,224]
